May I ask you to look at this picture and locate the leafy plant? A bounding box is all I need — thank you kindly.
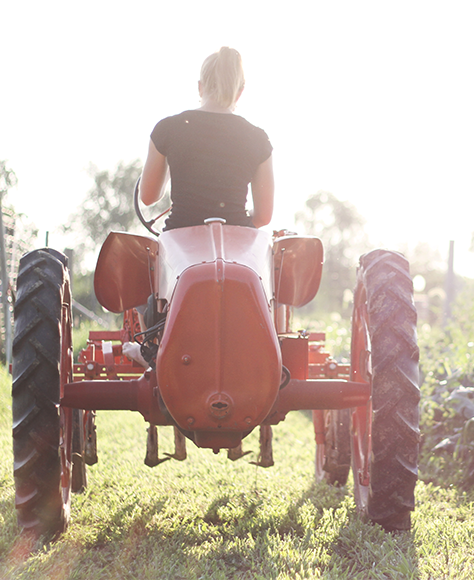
[418,281,474,487]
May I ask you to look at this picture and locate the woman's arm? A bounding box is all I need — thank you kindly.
[139,139,169,206]
[250,155,274,228]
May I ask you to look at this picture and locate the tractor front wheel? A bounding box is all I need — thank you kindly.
[351,250,420,531]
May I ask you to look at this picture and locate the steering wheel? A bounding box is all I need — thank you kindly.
[133,177,171,237]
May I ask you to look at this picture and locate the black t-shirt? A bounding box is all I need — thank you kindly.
[151,110,272,230]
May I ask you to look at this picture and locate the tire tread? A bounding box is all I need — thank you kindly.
[357,249,420,531]
[12,248,71,536]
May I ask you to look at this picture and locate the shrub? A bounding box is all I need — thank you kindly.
[419,281,474,487]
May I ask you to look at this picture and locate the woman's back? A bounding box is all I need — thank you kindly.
[151,110,272,230]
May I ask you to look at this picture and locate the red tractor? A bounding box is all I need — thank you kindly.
[11,187,420,537]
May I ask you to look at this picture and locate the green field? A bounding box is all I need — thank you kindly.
[2,366,474,579]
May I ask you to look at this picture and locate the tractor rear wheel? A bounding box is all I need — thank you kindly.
[12,248,80,537]
[351,250,420,531]
[314,409,351,486]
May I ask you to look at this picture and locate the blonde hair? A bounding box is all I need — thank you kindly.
[200,47,245,109]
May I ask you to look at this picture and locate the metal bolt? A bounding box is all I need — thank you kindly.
[245,417,252,424]
[182,355,191,365]
[187,417,194,425]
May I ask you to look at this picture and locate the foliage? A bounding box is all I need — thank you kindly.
[69,268,121,328]
[63,160,170,271]
[61,159,170,318]
[401,241,465,327]
[295,191,370,317]
[71,269,102,321]
[401,242,446,291]
[419,280,474,487]
[0,161,18,194]
[64,159,142,260]
[0,162,38,364]
[294,193,452,328]
[0,161,17,365]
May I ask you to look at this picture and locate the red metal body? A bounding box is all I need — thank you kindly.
[156,224,280,449]
[66,221,369,452]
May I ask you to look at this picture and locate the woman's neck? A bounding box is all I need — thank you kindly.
[198,97,234,114]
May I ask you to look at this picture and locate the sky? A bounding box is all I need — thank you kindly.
[2,1,474,277]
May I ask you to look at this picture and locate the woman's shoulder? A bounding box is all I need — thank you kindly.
[231,114,270,137]
[154,110,194,126]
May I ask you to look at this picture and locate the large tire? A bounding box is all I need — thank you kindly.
[12,248,78,536]
[314,409,351,486]
[351,250,420,531]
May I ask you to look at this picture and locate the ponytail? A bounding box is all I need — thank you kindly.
[200,47,245,109]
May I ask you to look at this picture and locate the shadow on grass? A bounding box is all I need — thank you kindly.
[196,480,422,579]
[325,515,420,579]
[0,493,48,576]
[0,493,19,551]
[1,479,424,580]
[155,481,422,579]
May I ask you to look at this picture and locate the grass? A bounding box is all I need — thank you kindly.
[2,366,474,578]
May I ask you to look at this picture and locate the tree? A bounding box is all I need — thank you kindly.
[64,159,170,267]
[62,159,171,321]
[64,160,142,262]
[295,191,370,315]
[0,161,17,364]
[1,161,38,363]
[401,241,465,327]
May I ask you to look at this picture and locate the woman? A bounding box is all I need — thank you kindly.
[125,47,274,367]
[139,46,274,230]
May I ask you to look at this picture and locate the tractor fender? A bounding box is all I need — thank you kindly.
[94,231,158,313]
[273,235,324,307]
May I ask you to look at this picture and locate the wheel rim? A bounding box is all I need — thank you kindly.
[315,442,325,481]
[59,301,74,519]
[314,410,328,482]
[350,285,372,512]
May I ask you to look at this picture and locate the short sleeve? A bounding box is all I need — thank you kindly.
[259,129,273,164]
[150,118,170,156]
